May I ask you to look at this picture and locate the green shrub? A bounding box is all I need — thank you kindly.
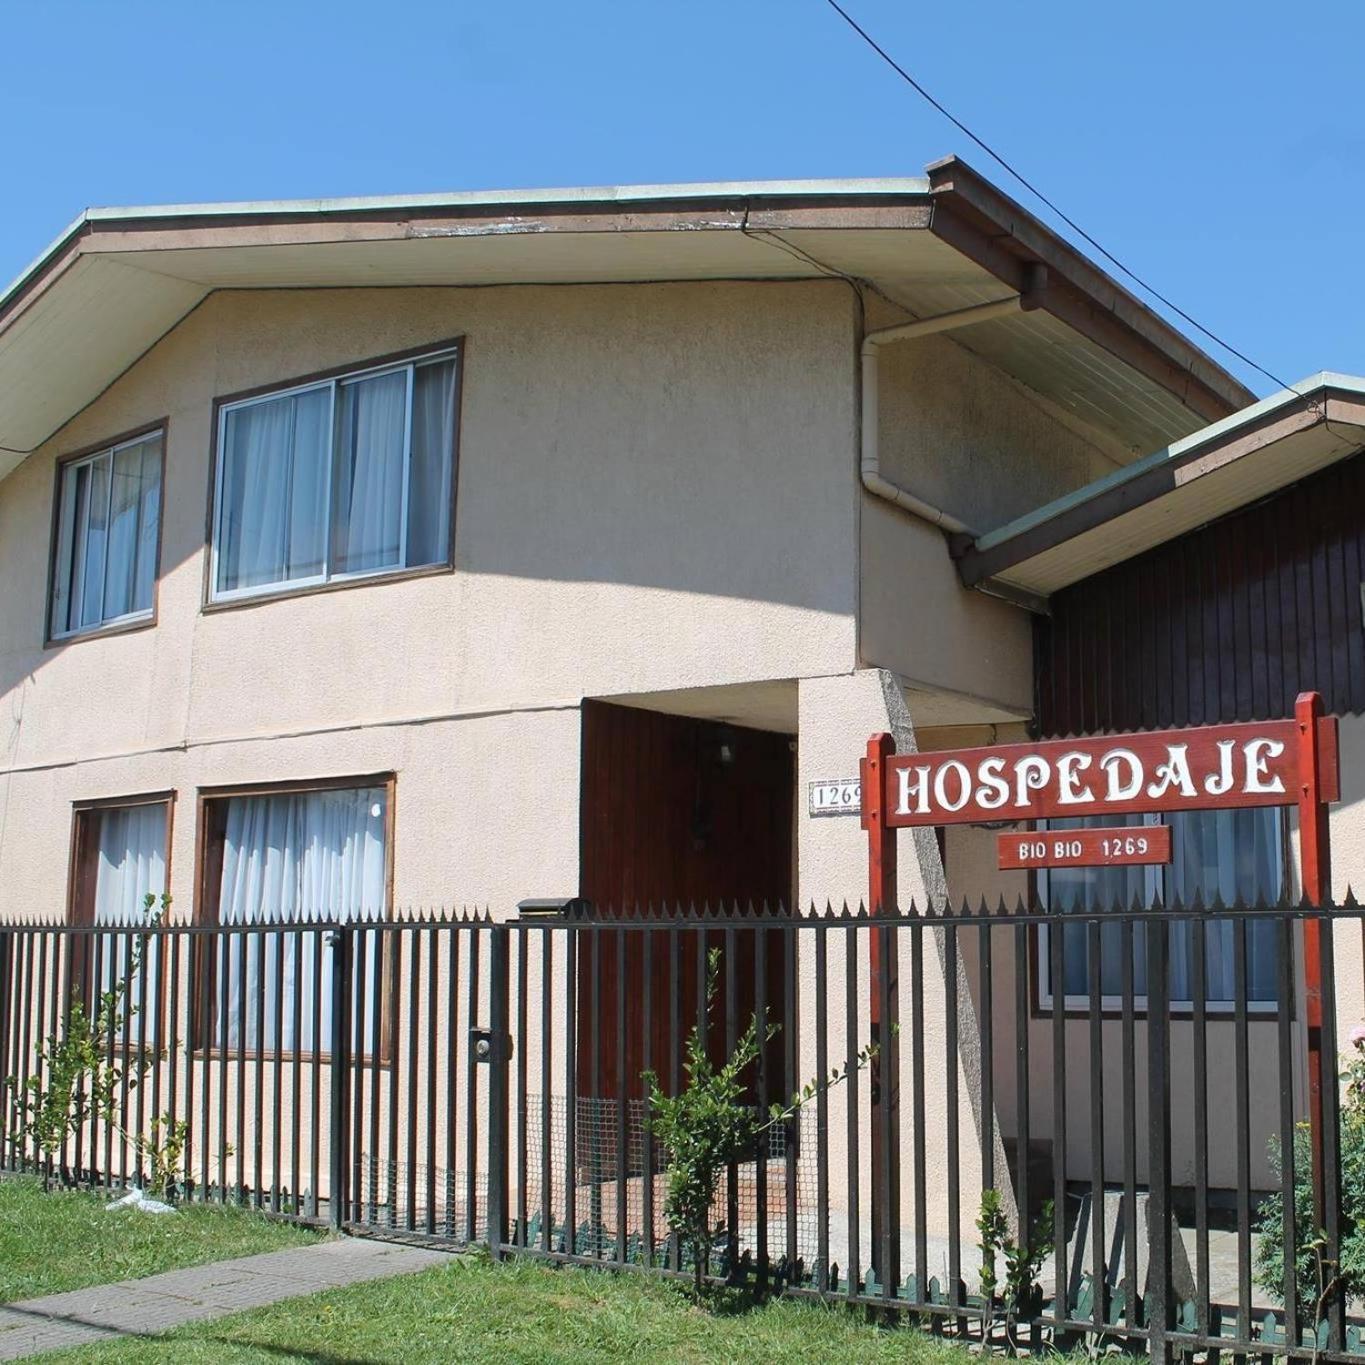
[644,947,877,1297]
[978,1187,1053,1347]
[1254,1037,1365,1325]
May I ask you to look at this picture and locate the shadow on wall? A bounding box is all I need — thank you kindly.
[0,281,858,705]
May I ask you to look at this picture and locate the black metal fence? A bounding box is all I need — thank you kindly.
[1,898,1361,1359]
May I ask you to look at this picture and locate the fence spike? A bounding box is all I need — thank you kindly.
[1344,885,1359,911]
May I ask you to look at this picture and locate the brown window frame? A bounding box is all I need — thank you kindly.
[193,773,397,1061]
[202,338,464,615]
[45,422,169,649]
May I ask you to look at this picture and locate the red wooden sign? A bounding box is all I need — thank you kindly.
[873,718,1339,829]
[997,824,1172,870]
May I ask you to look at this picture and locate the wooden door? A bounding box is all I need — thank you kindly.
[577,701,794,1103]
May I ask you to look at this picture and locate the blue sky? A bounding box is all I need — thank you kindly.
[2,0,1360,400]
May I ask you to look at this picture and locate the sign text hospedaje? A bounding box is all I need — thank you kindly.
[876,719,1339,828]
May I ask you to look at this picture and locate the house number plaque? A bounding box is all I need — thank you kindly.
[996,823,1172,870]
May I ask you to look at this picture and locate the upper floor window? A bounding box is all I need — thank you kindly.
[50,430,163,639]
[210,347,459,603]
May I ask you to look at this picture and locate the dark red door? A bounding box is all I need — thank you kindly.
[578,700,794,1102]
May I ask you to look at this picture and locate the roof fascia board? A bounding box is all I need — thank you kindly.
[0,213,90,318]
[925,156,1255,418]
[82,177,937,223]
[955,375,1365,588]
[72,201,939,258]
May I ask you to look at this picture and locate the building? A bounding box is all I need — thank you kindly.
[0,157,1251,940]
[2,158,1358,1269]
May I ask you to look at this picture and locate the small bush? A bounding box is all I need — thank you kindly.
[1254,1035,1365,1324]
[644,947,877,1298]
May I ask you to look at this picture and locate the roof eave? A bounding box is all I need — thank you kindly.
[955,374,1365,595]
[924,156,1257,421]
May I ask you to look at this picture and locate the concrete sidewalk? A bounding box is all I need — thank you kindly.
[0,1236,453,1360]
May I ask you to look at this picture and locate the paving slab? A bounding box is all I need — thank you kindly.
[0,1236,453,1360]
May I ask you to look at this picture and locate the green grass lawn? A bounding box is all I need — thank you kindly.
[0,1175,322,1303]
[29,1253,983,1364]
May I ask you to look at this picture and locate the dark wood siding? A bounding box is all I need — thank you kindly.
[1036,449,1365,737]
[578,701,794,1100]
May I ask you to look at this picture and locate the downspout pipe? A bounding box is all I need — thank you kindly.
[860,275,1045,535]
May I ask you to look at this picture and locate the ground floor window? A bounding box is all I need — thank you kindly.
[70,796,172,1038]
[1038,807,1285,1010]
[198,779,391,1053]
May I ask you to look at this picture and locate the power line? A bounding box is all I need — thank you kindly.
[821,0,1295,396]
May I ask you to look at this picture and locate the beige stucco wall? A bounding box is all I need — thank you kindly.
[795,670,1007,1272]
[0,279,860,921]
[1328,711,1365,1035]
[874,330,1123,536]
[858,498,1034,721]
[853,326,1119,723]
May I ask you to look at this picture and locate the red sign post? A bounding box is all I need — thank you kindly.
[860,693,1340,1251]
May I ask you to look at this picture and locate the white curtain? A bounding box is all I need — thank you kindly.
[1045,809,1282,1004]
[332,370,408,575]
[1167,807,1281,1002]
[102,438,161,620]
[218,388,329,592]
[76,459,109,630]
[216,787,386,1050]
[52,438,161,634]
[54,456,110,633]
[407,359,456,567]
[216,357,456,593]
[92,803,167,1041]
[1045,816,1151,999]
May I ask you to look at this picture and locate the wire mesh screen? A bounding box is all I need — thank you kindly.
[512,1094,817,1269]
[354,1154,487,1243]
